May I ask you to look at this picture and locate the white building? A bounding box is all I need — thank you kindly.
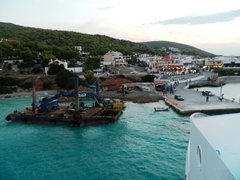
[45,59,83,75]
[137,54,161,66]
[3,59,23,64]
[103,51,128,66]
[48,59,68,69]
[168,47,180,53]
[223,58,240,70]
[74,46,90,56]
[74,46,82,53]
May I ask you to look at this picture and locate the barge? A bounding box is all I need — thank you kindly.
[5,78,125,127]
[5,107,123,127]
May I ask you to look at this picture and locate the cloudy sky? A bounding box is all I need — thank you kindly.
[1,0,240,55]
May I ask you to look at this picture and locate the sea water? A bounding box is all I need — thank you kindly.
[0,97,190,180]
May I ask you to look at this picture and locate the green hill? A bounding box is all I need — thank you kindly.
[0,22,215,58]
[0,22,156,56]
[143,41,215,57]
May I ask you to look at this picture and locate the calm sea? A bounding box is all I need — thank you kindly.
[0,97,190,180]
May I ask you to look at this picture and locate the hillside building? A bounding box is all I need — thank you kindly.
[204,58,223,69]
[149,55,185,72]
[74,46,90,57]
[103,51,128,66]
[45,59,83,75]
[223,59,240,70]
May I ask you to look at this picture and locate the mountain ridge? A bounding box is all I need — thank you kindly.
[0,22,215,57]
[143,41,215,57]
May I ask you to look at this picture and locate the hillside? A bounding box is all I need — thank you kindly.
[0,22,156,56]
[143,41,215,57]
[0,22,215,58]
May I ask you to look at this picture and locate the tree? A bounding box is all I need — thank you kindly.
[41,50,56,66]
[3,63,12,70]
[21,47,34,61]
[56,46,79,60]
[83,57,101,71]
[0,76,19,86]
[128,56,138,65]
[55,69,78,90]
[48,63,65,75]
[0,86,13,94]
[84,70,97,85]
[141,74,157,82]
[31,65,43,74]
[0,42,14,58]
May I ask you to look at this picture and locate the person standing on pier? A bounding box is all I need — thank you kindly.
[206,95,209,102]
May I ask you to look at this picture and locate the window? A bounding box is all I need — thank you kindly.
[197,145,202,166]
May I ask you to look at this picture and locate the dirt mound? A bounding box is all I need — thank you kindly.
[101,78,133,91]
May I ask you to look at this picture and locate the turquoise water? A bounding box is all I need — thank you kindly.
[0,97,190,179]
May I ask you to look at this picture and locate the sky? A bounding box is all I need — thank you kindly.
[1,0,240,56]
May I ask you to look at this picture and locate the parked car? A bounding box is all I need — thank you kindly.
[202,91,214,96]
[174,95,184,101]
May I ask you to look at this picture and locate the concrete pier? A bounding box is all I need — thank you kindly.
[161,83,240,116]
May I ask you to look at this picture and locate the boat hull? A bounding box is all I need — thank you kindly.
[6,109,122,127]
[154,107,169,112]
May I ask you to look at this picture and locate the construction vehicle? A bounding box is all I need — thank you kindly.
[6,78,125,127]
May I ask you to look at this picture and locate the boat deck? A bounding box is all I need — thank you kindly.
[24,107,69,116]
[192,113,240,179]
[81,108,102,118]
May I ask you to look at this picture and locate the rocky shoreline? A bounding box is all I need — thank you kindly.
[100,90,162,103]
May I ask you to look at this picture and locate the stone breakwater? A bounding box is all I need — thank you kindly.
[219,76,240,83]
[188,80,225,88]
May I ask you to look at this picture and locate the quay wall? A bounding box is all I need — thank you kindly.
[161,94,240,116]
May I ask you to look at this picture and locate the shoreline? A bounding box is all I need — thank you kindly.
[0,88,162,104]
[1,75,240,103]
[0,90,57,99]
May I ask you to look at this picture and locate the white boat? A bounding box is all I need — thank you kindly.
[154,107,169,112]
[185,113,240,180]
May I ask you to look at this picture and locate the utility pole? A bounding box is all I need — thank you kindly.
[95,79,99,96]
[75,77,79,111]
[32,77,37,111]
[220,82,223,97]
